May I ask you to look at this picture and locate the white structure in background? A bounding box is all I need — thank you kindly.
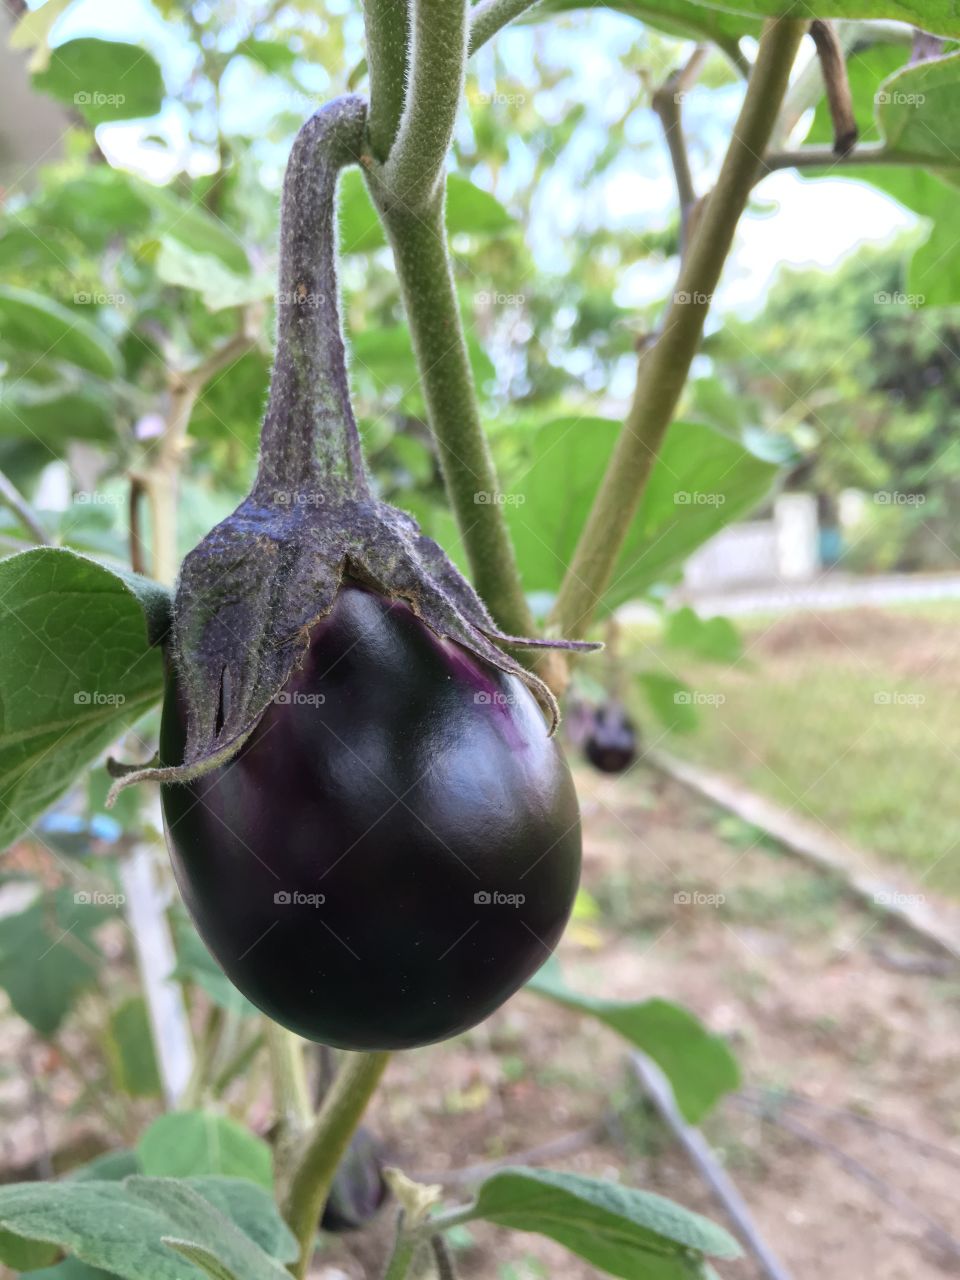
[683,492,820,592]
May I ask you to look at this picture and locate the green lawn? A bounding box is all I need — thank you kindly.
[631,601,960,896]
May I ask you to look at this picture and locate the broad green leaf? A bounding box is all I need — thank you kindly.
[106,996,162,1098]
[0,549,168,854]
[468,1167,740,1279]
[170,910,258,1017]
[163,1240,239,1280]
[0,286,121,378]
[33,39,165,124]
[22,1260,115,1280]
[877,53,960,164]
[527,963,739,1123]
[141,186,250,275]
[8,0,76,73]
[232,38,296,73]
[534,0,757,67]
[663,608,741,664]
[339,172,514,253]
[0,1226,58,1270]
[155,238,272,311]
[0,1177,292,1280]
[138,1113,273,1190]
[650,1,960,36]
[180,1179,296,1263]
[638,672,699,734]
[0,887,111,1034]
[70,1150,140,1182]
[40,169,155,250]
[0,382,115,446]
[500,418,778,614]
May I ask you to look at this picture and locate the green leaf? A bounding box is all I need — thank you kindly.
[170,910,258,1017]
[163,1239,239,1280]
[467,1167,740,1279]
[0,1226,58,1270]
[23,1260,116,1280]
[528,962,739,1123]
[33,39,165,124]
[0,286,121,378]
[105,996,162,1098]
[180,1179,296,1263]
[70,1150,141,1183]
[0,382,115,447]
[0,549,169,854]
[137,1113,273,1190]
[500,419,778,614]
[232,38,296,73]
[877,53,960,164]
[607,0,960,36]
[339,172,513,253]
[638,672,699,734]
[533,0,757,67]
[141,186,250,275]
[0,1177,292,1280]
[663,608,741,664]
[0,887,111,1034]
[155,238,272,311]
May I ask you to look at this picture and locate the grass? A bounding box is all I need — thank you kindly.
[629,602,960,897]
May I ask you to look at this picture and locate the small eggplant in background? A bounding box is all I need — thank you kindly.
[321,1127,389,1233]
[584,702,638,775]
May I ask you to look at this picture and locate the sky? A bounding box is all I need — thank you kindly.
[46,0,918,323]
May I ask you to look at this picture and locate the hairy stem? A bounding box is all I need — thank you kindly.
[368,194,538,638]
[0,467,48,545]
[283,1050,390,1279]
[363,0,409,161]
[379,0,468,212]
[468,0,541,53]
[267,1022,312,1130]
[549,17,806,640]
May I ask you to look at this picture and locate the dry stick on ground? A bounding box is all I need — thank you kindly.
[732,1095,960,1261]
[630,1052,794,1280]
[809,21,857,156]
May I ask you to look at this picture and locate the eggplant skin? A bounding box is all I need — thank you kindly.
[160,586,582,1050]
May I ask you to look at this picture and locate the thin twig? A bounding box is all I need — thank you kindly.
[129,474,148,575]
[631,1053,793,1280]
[468,0,541,54]
[431,1234,459,1279]
[651,46,709,251]
[0,468,48,545]
[757,142,947,179]
[809,21,857,156]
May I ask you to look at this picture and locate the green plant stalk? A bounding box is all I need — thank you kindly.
[468,0,543,54]
[266,1021,312,1130]
[382,1219,420,1280]
[379,0,468,212]
[283,1050,390,1278]
[549,16,807,641]
[0,467,48,545]
[758,141,951,177]
[372,196,539,640]
[362,0,409,161]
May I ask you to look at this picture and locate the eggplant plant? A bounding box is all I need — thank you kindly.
[0,1,957,1277]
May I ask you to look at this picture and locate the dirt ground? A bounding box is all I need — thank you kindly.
[1,764,958,1280]
[322,765,960,1280]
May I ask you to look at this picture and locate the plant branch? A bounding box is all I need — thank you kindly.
[368,196,539,640]
[379,0,468,212]
[757,141,946,178]
[382,1215,420,1280]
[651,46,708,251]
[468,0,541,54]
[0,467,48,545]
[363,0,410,161]
[283,1050,390,1279]
[548,17,806,641]
[809,20,857,155]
